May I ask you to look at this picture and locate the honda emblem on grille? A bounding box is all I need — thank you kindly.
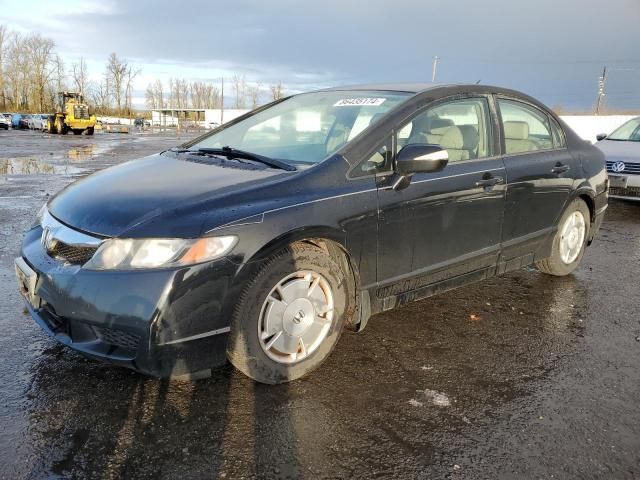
[611,161,626,173]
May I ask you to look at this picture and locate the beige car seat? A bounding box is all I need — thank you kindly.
[504,121,538,154]
[439,125,479,161]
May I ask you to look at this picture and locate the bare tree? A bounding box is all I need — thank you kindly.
[71,56,88,95]
[0,25,9,110]
[105,52,128,112]
[270,82,284,101]
[145,83,157,109]
[88,78,110,112]
[248,83,262,109]
[26,33,55,111]
[4,32,26,109]
[124,66,140,115]
[50,54,66,108]
[232,74,247,108]
[152,79,164,108]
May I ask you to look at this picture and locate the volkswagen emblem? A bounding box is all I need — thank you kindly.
[611,161,626,173]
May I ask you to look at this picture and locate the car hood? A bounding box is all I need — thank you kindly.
[48,153,288,238]
[595,140,640,163]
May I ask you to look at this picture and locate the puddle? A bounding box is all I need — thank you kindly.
[67,145,96,162]
[0,158,84,176]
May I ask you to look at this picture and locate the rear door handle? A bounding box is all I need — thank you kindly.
[551,163,570,174]
[475,176,504,189]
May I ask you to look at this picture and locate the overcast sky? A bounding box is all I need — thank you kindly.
[3,0,640,111]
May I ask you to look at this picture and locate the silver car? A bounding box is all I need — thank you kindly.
[30,114,50,131]
[596,117,640,201]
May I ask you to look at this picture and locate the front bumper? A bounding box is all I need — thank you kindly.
[19,226,238,378]
[607,174,640,201]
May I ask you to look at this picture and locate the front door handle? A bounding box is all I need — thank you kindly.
[551,163,570,174]
[475,175,504,189]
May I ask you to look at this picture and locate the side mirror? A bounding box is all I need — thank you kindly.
[596,133,607,141]
[396,144,448,175]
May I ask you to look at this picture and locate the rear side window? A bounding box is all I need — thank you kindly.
[498,99,553,154]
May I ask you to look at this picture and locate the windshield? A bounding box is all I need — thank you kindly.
[608,118,640,141]
[188,90,412,165]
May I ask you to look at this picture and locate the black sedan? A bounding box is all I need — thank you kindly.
[16,83,608,384]
[595,116,640,200]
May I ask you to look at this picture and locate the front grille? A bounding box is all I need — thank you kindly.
[47,241,98,264]
[73,105,90,120]
[606,161,640,175]
[609,186,640,197]
[93,326,141,351]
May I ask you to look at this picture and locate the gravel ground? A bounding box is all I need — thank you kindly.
[0,130,639,479]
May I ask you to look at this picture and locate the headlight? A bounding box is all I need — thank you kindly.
[32,204,47,228]
[83,236,237,270]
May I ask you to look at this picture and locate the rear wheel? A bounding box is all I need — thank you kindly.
[536,198,590,276]
[227,243,352,384]
[87,127,94,136]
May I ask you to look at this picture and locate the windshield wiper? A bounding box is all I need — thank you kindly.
[196,146,296,171]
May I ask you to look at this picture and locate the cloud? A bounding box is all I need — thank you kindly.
[3,0,640,110]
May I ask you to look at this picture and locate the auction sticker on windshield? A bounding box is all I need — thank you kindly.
[334,98,386,107]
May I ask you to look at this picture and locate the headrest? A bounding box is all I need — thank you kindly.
[430,118,454,130]
[411,115,431,131]
[430,126,452,135]
[504,121,529,140]
[440,125,479,150]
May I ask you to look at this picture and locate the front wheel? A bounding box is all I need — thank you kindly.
[87,127,94,135]
[227,243,352,384]
[536,198,590,276]
[56,118,66,135]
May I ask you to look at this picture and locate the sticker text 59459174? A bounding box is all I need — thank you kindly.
[333,98,386,107]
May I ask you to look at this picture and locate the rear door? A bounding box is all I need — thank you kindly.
[497,97,576,260]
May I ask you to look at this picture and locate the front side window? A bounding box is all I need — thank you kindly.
[396,97,492,162]
[188,91,411,166]
[498,99,553,154]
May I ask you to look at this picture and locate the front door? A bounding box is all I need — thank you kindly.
[375,96,506,300]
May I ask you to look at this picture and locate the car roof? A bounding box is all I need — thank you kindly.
[315,82,535,100]
[318,82,452,93]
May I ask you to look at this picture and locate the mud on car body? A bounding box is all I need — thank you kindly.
[16,83,607,384]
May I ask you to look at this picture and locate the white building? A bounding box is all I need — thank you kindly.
[151,108,250,128]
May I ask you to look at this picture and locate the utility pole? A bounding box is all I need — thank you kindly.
[431,56,439,82]
[220,77,224,124]
[595,66,608,115]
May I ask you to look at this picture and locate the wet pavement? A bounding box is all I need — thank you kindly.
[1,130,639,479]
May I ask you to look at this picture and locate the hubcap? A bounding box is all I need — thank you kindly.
[258,270,334,364]
[559,211,586,264]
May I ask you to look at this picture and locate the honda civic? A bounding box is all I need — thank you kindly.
[16,83,608,383]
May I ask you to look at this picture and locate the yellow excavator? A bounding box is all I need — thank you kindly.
[48,92,97,135]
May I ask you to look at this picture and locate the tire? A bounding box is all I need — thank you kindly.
[56,118,66,135]
[227,242,352,384]
[536,198,590,276]
[87,127,94,136]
